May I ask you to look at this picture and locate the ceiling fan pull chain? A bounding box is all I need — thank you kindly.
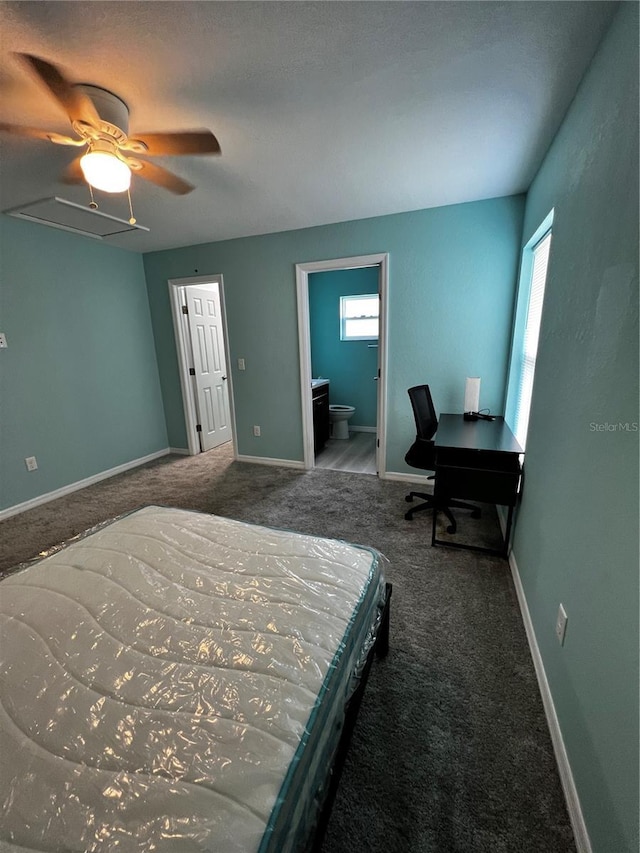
[127,188,136,225]
[88,184,98,210]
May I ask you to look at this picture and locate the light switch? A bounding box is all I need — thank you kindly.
[0,332,7,348]
[238,358,246,371]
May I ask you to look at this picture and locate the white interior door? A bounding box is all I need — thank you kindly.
[185,284,232,451]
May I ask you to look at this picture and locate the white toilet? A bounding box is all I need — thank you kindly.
[329,405,355,439]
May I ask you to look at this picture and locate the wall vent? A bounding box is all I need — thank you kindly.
[4,197,149,240]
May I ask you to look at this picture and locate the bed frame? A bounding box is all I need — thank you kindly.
[311,582,392,851]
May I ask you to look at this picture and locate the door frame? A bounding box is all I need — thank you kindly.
[168,275,237,457]
[295,253,389,475]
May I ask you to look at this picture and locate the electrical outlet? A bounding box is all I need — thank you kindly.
[238,358,246,371]
[556,604,568,646]
[253,425,261,437]
[25,456,38,472]
[0,332,7,348]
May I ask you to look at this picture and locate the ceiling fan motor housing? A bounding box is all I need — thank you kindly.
[75,84,130,140]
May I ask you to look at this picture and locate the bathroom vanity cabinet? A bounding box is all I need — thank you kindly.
[312,381,330,453]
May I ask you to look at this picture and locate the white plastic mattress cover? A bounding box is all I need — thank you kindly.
[0,506,386,853]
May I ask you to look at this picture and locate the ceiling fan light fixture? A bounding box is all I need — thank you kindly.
[80,150,131,193]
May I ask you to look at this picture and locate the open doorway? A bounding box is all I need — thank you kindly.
[168,275,236,456]
[295,253,389,475]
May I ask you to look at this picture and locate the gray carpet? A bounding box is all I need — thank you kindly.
[0,444,576,853]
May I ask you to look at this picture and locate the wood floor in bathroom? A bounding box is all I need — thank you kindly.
[314,431,377,475]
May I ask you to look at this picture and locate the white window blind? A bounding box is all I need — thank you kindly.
[340,294,379,340]
[514,230,552,448]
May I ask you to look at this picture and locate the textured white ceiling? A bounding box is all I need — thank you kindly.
[0,1,617,253]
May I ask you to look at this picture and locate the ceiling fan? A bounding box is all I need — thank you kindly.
[0,53,221,197]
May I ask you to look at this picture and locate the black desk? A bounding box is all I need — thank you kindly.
[432,414,523,557]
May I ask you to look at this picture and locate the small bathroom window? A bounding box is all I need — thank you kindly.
[340,294,379,341]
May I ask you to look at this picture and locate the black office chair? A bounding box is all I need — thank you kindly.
[404,384,480,533]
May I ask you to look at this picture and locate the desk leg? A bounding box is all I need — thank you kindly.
[432,503,515,559]
[503,505,514,558]
[431,507,437,547]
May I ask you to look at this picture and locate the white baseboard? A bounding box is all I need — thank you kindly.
[0,449,171,521]
[505,529,592,853]
[168,447,191,456]
[349,425,377,433]
[235,454,305,470]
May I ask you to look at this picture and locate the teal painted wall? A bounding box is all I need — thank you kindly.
[143,195,524,468]
[0,216,168,511]
[309,267,379,428]
[510,5,639,852]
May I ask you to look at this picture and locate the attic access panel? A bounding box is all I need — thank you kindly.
[4,197,150,240]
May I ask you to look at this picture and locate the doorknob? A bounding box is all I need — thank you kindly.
[373,376,379,380]
[222,375,227,380]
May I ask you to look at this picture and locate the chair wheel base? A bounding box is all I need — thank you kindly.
[405,495,414,503]
[446,524,456,534]
[404,512,413,521]
[471,509,482,519]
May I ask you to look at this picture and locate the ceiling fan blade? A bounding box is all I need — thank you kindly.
[129,158,195,194]
[16,53,100,128]
[0,122,83,145]
[124,130,221,157]
[61,156,85,184]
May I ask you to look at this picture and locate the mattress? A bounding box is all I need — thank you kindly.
[0,506,387,853]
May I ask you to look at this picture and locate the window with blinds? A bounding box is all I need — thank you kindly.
[513,230,552,448]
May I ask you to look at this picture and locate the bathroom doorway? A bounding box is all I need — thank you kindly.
[295,253,389,476]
